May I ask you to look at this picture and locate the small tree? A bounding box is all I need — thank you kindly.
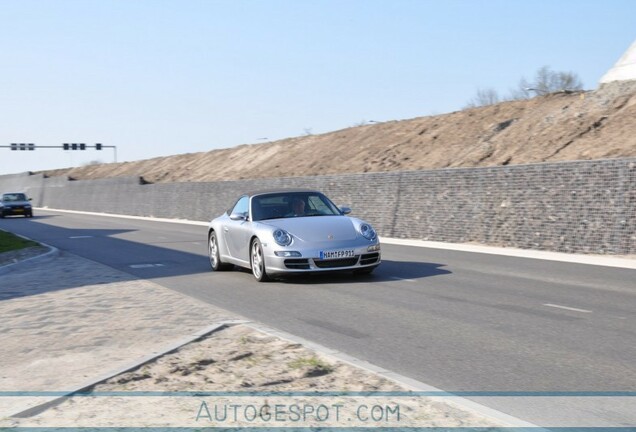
[465,88,501,108]
[466,66,584,107]
[512,66,583,98]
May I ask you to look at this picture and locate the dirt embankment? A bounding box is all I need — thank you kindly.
[40,81,636,183]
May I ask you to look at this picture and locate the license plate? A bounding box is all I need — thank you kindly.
[319,249,355,259]
[13,208,24,212]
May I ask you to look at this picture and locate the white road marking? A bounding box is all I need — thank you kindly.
[69,236,93,239]
[389,276,416,282]
[543,303,592,313]
[129,263,165,269]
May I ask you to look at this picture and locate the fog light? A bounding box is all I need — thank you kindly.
[275,251,302,257]
[367,244,381,252]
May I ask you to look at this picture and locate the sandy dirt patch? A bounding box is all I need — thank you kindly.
[4,325,511,429]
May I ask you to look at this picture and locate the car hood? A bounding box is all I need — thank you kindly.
[261,216,358,242]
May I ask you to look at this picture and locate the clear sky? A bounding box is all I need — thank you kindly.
[1,0,634,175]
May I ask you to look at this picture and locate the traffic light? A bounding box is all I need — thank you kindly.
[63,142,98,150]
[8,143,35,150]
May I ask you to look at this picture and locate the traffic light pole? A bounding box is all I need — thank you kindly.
[1,143,118,163]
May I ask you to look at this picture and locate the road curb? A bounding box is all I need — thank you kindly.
[0,230,60,276]
[10,320,249,419]
[34,207,209,226]
[381,237,636,269]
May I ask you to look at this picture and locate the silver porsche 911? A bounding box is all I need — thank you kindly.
[207,189,381,281]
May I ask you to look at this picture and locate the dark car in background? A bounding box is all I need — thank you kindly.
[0,193,33,218]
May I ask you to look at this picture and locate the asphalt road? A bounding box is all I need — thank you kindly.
[2,210,635,426]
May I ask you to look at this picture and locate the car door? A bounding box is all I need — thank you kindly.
[223,196,252,264]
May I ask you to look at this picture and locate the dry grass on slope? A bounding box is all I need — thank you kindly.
[39,81,636,183]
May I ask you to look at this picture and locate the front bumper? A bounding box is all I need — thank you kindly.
[263,240,381,274]
[1,207,31,216]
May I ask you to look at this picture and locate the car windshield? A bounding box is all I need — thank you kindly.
[2,193,27,202]
[251,192,342,221]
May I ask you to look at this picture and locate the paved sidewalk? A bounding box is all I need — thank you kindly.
[0,250,543,429]
[0,250,239,417]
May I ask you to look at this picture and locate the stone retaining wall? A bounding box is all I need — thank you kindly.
[1,158,634,255]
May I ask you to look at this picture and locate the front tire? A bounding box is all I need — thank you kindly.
[250,238,270,282]
[208,231,232,271]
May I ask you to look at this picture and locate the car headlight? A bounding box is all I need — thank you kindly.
[273,229,292,246]
[359,223,377,240]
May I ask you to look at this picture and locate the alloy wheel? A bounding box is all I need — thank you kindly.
[208,232,219,270]
[251,239,269,282]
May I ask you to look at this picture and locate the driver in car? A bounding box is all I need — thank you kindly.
[287,197,306,217]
